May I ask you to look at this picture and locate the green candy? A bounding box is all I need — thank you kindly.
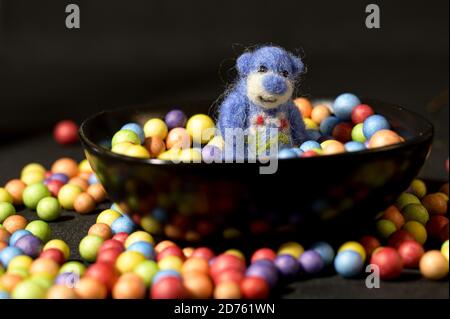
[0,202,16,223]
[376,219,397,239]
[11,280,46,299]
[0,265,4,276]
[23,183,51,209]
[25,220,51,243]
[111,129,141,147]
[59,261,86,276]
[36,197,61,222]
[351,123,366,143]
[402,203,429,225]
[79,235,104,262]
[0,188,13,204]
[30,274,54,290]
[133,260,159,287]
[395,192,421,210]
[407,179,427,199]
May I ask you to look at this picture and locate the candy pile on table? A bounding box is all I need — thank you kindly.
[108,93,406,161]
[0,156,448,298]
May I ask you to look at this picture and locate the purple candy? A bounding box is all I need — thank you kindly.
[50,173,69,184]
[165,109,187,130]
[14,235,42,258]
[298,250,324,275]
[201,145,222,163]
[274,254,300,278]
[55,272,80,287]
[246,263,278,288]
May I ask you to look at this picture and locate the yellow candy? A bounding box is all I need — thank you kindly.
[157,148,181,161]
[278,242,304,258]
[8,267,28,278]
[111,142,133,155]
[140,216,162,234]
[179,148,202,163]
[144,118,168,140]
[123,145,150,159]
[338,241,367,263]
[0,188,13,204]
[225,249,245,260]
[158,256,183,272]
[44,239,71,259]
[58,184,82,210]
[116,251,146,273]
[304,118,319,130]
[78,159,93,173]
[441,240,449,261]
[403,221,427,245]
[96,209,122,226]
[186,114,215,144]
[8,256,33,271]
[21,163,46,176]
[125,231,154,248]
[21,171,45,185]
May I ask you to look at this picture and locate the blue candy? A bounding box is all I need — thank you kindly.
[0,247,23,268]
[320,116,340,136]
[152,269,181,285]
[111,216,135,234]
[121,123,145,144]
[88,173,99,185]
[278,148,299,159]
[345,141,366,152]
[311,241,335,267]
[363,115,390,139]
[290,147,303,157]
[300,140,321,152]
[9,230,32,246]
[0,290,10,299]
[332,93,361,120]
[127,241,156,260]
[334,250,363,278]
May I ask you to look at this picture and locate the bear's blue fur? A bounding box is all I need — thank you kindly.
[217,46,307,159]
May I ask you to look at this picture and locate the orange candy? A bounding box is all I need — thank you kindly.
[69,177,89,191]
[112,273,146,299]
[322,140,345,155]
[87,184,107,203]
[144,137,166,158]
[73,192,96,214]
[2,215,27,233]
[166,128,192,149]
[294,97,313,118]
[182,272,213,299]
[368,130,404,149]
[4,179,26,205]
[0,273,22,292]
[51,158,79,178]
[0,228,11,243]
[88,223,112,240]
[47,285,79,299]
[155,240,177,254]
[75,277,107,299]
[311,104,332,124]
[382,205,405,229]
[214,281,242,299]
[77,171,91,181]
[422,193,448,215]
[30,258,60,277]
[181,257,210,275]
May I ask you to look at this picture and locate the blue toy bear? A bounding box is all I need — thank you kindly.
[217,46,307,159]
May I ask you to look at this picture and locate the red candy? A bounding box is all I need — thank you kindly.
[99,239,124,253]
[85,262,119,290]
[212,269,245,285]
[397,240,424,268]
[251,248,277,263]
[54,120,79,145]
[359,235,381,257]
[46,180,65,197]
[240,277,269,299]
[191,247,215,261]
[387,230,416,249]
[351,104,374,124]
[332,122,353,143]
[157,245,185,262]
[112,232,129,244]
[210,254,246,278]
[39,248,65,265]
[370,247,403,280]
[301,150,320,158]
[151,277,185,299]
[97,248,122,265]
[426,215,449,239]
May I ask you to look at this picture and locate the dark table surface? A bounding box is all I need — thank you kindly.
[0,132,448,299]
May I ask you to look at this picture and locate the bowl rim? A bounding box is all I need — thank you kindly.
[79,98,434,166]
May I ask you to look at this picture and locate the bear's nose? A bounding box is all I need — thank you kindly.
[262,74,287,95]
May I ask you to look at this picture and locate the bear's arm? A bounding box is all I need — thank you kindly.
[217,91,248,136]
[288,103,307,146]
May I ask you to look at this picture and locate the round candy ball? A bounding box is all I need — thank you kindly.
[122,144,150,159]
[11,280,46,299]
[112,129,141,147]
[311,242,335,266]
[298,250,324,275]
[382,205,405,229]
[25,220,51,243]
[85,262,119,290]
[44,239,70,260]
[46,180,64,197]
[403,221,427,245]
[246,263,278,288]
[143,118,168,140]
[4,179,26,205]
[79,235,104,262]
[396,192,421,210]
[370,247,403,280]
[363,115,390,139]
[7,255,32,272]
[51,158,79,178]
[278,148,299,159]
[345,141,365,152]
[321,140,345,155]
[186,114,215,145]
[54,120,78,145]
[0,202,15,224]
[407,179,427,199]
[402,203,429,225]
[181,257,209,275]
[111,216,136,235]
[59,260,86,276]
[40,248,65,265]
[240,276,269,299]
[300,140,321,153]
[338,241,367,263]
[334,251,363,278]
[387,230,416,249]
[36,197,61,221]
[74,277,107,299]
[116,251,146,273]
[426,215,449,239]
[165,109,187,130]
[87,184,107,203]
[133,260,159,287]
[73,192,96,214]
[58,184,82,210]
[278,242,304,258]
[97,209,122,227]
[311,104,331,124]
[422,193,448,215]
[191,247,215,261]
[214,281,242,299]
[127,241,155,260]
[398,240,424,268]
[14,235,42,258]
[9,230,32,246]
[46,285,79,299]
[274,254,300,278]
[332,93,361,120]
[332,122,353,143]
[125,231,154,248]
[0,247,23,268]
[351,104,374,124]
[183,272,213,299]
[112,273,146,299]
[2,215,27,234]
[368,129,403,149]
[294,97,313,118]
[251,248,277,263]
[88,223,112,240]
[419,250,449,280]
[22,183,51,209]
[151,276,185,299]
[376,219,397,239]
[121,123,145,144]
[351,123,366,143]
[143,137,166,158]
[441,240,449,261]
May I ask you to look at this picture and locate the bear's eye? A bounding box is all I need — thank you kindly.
[281,70,289,77]
[258,65,267,73]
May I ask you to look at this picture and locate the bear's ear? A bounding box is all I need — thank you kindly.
[289,53,304,77]
[236,52,252,76]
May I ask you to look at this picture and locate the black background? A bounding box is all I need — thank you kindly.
[0,0,448,176]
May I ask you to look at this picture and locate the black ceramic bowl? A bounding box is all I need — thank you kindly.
[79,99,433,247]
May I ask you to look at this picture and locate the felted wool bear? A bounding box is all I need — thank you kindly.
[217,46,307,159]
